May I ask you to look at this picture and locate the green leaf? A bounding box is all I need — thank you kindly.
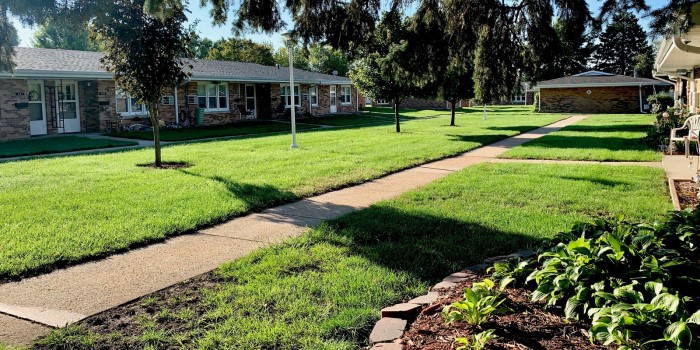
[688,309,700,324]
[664,321,691,346]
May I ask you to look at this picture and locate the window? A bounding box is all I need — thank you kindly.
[197,83,229,112]
[309,86,318,106]
[116,88,146,116]
[340,85,352,105]
[281,84,300,107]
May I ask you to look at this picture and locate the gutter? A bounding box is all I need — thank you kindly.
[538,82,668,89]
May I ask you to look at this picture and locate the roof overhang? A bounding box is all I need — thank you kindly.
[654,4,700,76]
[0,70,352,85]
[538,82,667,89]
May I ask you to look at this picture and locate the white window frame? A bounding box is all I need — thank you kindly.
[115,86,147,117]
[280,84,301,107]
[309,86,319,107]
[197,82,229,113]
[340,85,352,105]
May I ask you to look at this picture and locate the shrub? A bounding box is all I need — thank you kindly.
[645,104,692,151]
[647,93,675,111]
[492,207,700,349]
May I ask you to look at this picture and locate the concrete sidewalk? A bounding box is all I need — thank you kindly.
[0,116,588,346]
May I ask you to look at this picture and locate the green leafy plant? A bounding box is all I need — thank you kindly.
[488,257,533,288]
[443,279,511,325]
[455,329,497,350]
[525,207,700,349]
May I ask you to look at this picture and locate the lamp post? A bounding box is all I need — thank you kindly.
[282,30,298,149]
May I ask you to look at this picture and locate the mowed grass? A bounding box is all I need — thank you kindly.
[0,109,565,279]
[500,114,661,161]
[298,114,393,126]
[0,136,137,158]
[107,121,321,141]
[45,163,672,349]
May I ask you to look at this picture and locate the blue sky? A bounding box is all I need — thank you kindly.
[11,0,668,48]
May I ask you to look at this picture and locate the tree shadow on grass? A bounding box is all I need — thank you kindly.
[515,135,653,152]
[447,134,512,145]
[564,124,651,133]
[314,205,543,283]
[553,175,632,188]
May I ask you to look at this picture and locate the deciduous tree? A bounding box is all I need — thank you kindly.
[208,37,275,65]
[32,18,101,51]
[93,0,192,167]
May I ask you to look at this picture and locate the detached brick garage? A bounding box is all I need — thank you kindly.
[536,71,670,114]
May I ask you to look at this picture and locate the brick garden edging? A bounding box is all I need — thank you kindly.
[367,250,536,349]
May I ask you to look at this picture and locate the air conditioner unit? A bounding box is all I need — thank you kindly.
[161,96,174,105]
[187,95,198,105]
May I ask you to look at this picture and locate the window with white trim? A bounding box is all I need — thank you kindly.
[115,87,146,116]
[309,86,318,106]
[281,84,300,107]
[197,83,229,112]
[340,85,352,104]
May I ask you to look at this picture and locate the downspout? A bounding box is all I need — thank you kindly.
[174,85,179,125]
[639,84,645,113]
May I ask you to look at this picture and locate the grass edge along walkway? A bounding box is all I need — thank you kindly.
[0,115,583,347]
[37,162,671,349]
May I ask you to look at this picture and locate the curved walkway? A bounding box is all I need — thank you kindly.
[0,115,618,346]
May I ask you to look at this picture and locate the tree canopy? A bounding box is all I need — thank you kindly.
[590,10,654,77]
[32,18,101,51]
[207,37,275,65]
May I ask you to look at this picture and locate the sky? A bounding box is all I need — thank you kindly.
[11,0,669,48]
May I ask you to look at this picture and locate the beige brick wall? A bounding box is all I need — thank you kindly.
[0,79,30,141]
[540,86,641,114]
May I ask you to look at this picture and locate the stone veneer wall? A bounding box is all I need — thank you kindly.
[540,86,641,113]
[0,79,30,141]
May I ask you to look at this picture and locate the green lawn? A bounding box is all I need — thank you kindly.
[107,121,321,141]
[41,163,671,349]
[0,136,138,158]
[298,114,393,126]
[0,109,565,279]
[499,114,661,161]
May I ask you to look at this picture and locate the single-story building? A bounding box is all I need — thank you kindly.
[653,3,700,113]
[0,47,358,141]
[535,71,671,113]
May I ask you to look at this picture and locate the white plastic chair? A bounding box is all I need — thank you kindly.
[670,115,700,156]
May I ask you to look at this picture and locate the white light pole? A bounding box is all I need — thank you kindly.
[282,30,298,149]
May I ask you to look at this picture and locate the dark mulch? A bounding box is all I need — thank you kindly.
[401,272,612,350]
[676,180,700,210]
[137,161,192,170]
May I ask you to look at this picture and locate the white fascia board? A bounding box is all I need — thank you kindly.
[538,82,666,88]
[0,70,112,79]
[190,76,351,85]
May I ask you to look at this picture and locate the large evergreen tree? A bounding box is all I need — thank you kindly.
[32,18,101,51]
[590,10,654,77]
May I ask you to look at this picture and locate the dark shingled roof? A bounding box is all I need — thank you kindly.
[5,47,352,84]
[537,71,667,88]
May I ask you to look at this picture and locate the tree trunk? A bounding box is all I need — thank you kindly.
[450,99,456,126]
[148,104,162,167]
[394,99,401,133]
[482,103,487,120]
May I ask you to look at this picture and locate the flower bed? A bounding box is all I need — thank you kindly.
[373,207,700,350]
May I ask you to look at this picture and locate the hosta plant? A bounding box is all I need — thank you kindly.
[488,257,533,288]
[455,329,497,350]
[442,279,511,325]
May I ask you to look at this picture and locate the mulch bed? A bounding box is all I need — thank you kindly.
[137,161,191,170]
[675,180,700,210]
[400,273,612,350]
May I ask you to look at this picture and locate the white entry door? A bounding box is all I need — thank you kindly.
[28,80,47,136]
[56,81,81,133]
[245,84,256,118]
[330,85,337,113]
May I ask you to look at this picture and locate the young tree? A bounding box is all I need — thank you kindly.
[93,0,192,167]
[32,18,101,51]
[207,37,275,65]
[590,10,654,76]
[350,11,414,133]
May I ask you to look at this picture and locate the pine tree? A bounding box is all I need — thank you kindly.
[591,10,654,77]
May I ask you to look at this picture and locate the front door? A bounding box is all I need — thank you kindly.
[330,85,337,113]
[245,84,256,118]
[28,80,47,136]
[56,81,80,133]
